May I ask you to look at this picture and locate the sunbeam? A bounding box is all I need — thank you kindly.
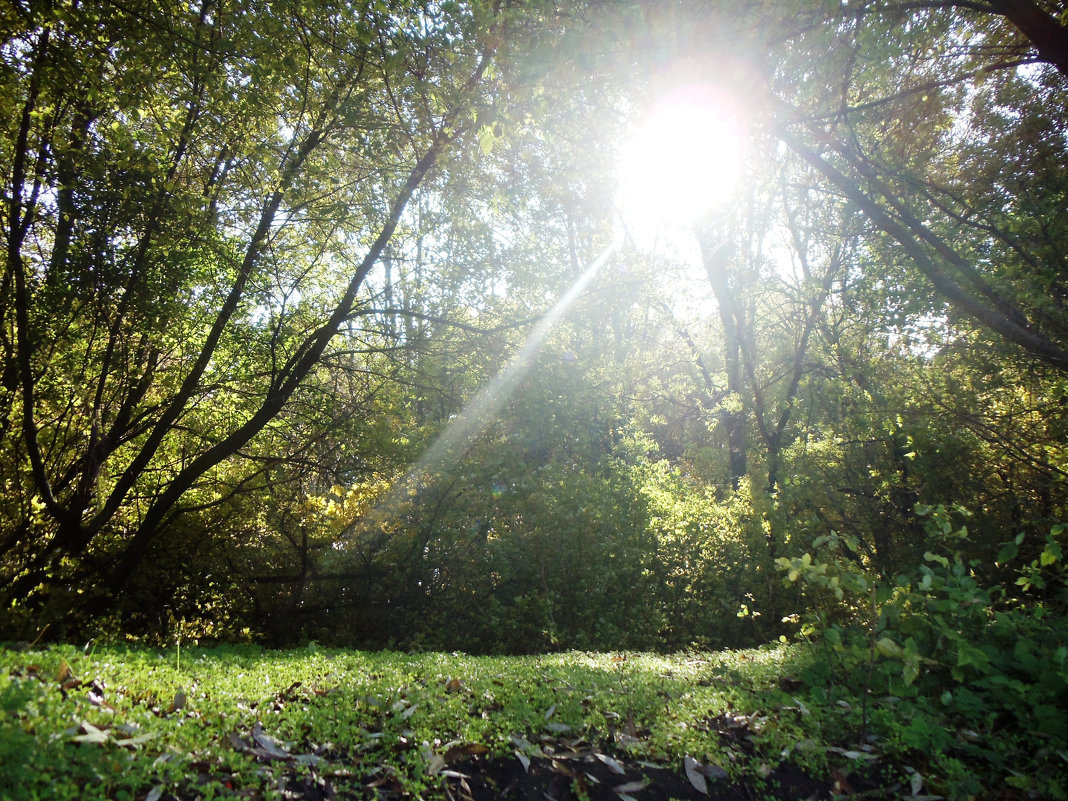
[352,231,624,542]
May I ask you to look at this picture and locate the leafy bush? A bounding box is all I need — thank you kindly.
[779,507,1068,799]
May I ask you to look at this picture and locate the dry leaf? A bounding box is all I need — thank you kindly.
[594,753,626,775]
[444,742,490,763]
[832,768,852,794]
[684,756,709,795]
[911,771,924,796]
[167,688,186,714]
[71,720,109,745]
[550,759,575,777]
[253,729,290,759]
[115,732,156,748]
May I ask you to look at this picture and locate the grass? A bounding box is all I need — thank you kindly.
[1,641,859,800]
[44,636,1068,800]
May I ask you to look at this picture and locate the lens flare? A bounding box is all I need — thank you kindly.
[618,85,743,233]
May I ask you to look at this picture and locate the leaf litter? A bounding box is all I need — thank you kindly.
[1,643,912,800]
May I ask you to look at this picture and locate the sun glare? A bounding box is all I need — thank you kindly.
[617,86,743,240]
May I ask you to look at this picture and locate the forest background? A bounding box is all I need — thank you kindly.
[1,0,1066,665]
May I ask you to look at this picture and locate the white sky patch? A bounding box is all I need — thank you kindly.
[612,84,747,319]
[617,85,744,246]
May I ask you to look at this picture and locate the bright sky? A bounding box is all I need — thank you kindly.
[616,84,744,247]
[615,84,746,316]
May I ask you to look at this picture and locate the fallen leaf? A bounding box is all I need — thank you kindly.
[832,768,852,794]
[544,703,556,719]
[911,771,924,796]
[545,722,571,733]
[594,753,626,775]
[444,742,490,763]
[115,732,157,748]
[613,780,646,794]
[252,728,290,760]
[445,677,462,692]
[828,746,880,761]
[684,756,708,795]
[71,720,109,745]
[167,688,186,714]
[57,661,72,684]
[703,759,729,780]
[515,751,531,772]
[550,759,574,777]
[87,679,108,708]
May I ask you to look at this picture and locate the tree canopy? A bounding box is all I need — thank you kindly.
[0,0,1065,657]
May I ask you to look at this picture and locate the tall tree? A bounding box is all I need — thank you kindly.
[770,2,1068,370]
[0,0,503,616]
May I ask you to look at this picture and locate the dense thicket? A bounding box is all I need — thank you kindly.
[1,0,1064,654]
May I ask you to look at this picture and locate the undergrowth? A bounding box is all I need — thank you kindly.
[3,623,1064,800]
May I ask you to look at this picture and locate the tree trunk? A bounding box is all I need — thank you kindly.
[698,232,748,489]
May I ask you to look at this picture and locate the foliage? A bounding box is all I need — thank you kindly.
[779,508,1068,800]
[0,0,507,625]
[0,0,1065,759]
[0,641,873,801]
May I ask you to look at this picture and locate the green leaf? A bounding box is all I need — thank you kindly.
[1040,541,1062,566]
[875,637,903,659]
[477,125,495,155]
[996,542,1018,564]
[902,656,920,686]
[924,551,949,568]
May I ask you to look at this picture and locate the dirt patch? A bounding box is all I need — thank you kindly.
[442,748,901,801]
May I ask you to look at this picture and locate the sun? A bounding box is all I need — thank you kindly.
[617,85,744,238]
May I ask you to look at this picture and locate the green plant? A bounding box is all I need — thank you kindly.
[779,507,1068,798]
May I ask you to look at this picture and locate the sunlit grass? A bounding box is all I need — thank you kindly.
[1,642,825,800]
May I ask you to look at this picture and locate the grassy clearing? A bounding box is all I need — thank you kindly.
[14,637,1058,800]
[1,641,857,800]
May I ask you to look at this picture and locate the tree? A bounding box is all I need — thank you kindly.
[0,0,504,623]
[770,2,1068,370]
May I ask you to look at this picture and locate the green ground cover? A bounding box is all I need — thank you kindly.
[0,642,869,800]
[6,638,1061,801]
